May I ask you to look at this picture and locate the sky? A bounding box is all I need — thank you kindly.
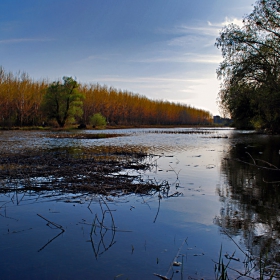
[0,0,256,115]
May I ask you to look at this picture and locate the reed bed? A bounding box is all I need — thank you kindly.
[0,145,169,197]
[48,133,124,139]
[144,130,213,135]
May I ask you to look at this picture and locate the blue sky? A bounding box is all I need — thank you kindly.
[0,0,256,115]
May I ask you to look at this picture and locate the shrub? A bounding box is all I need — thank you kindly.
[89,113,106,128]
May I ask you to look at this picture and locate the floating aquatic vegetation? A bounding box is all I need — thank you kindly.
[0,145,174,199]
[144,130,213,135]
[48,133,124,139]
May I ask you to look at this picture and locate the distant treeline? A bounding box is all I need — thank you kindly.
[0,68,212,127]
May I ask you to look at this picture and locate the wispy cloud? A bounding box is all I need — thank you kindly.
[86,75,210,100]
[176,25,220,37]
[130,53,221,64]
[186,53,222,64]
[0,38,54,44]
[166,16,244,40]
[158,16,244,51]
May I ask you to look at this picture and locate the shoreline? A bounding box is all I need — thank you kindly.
[0,123,229,131]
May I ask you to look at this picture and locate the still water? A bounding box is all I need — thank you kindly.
[0,128,280,279]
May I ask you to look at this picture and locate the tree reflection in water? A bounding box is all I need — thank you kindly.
[215,138,280,276]
[79,196,135,259]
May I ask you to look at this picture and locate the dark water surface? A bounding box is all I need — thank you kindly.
[0,128,280,279]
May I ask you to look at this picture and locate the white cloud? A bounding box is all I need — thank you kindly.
[222,17,244,27]
[208,17,244,29]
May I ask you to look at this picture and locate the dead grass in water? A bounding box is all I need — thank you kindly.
[0,145,170,197]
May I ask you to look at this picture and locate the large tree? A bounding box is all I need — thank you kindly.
[42,76,84,127]
[216,0,280,132]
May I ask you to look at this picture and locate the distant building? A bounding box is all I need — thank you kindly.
[213,115,221,123]
[213,115,232,126]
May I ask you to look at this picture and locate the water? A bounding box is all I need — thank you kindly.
[0,128,279,279]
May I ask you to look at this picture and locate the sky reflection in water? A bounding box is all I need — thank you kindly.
[1,128,278,279]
